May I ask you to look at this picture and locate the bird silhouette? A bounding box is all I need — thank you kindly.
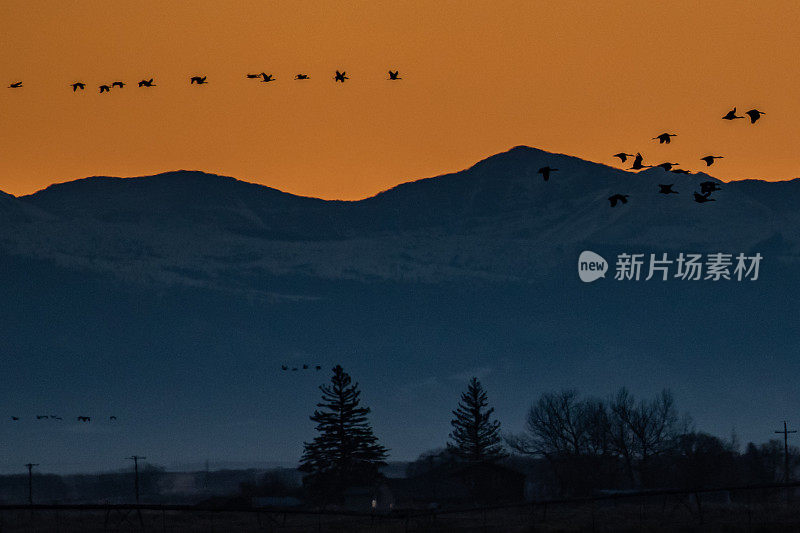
[77,416,91,422]
[302,364,309,370]
[608,194,629,207]
[653,133,677,144]
[99,84,111,93]
[694,192,715,203]
[613,153,635,163]
[700,181,722,194]
[190,76,208,85]
[53,416,62,421]
[722,107,744,120]
[629,152,651,170]
[36,415,48,420]
[658,184,679,194]
[537,166,558,181]
[315,365,322,371]
[138,78,155,87]
[71,82,86,92]
[246,73,261,79]
[260,73,275,82]
[111,81,125,88]
[281,365,288,371]
[388,70,401,80]
[8,82,22,88]
[334,70,349,82]
[745,109,765,124]
[109,416,117,421]
[671,169,690,174]
[701,155,724,166]
[656,162,679,171]
[294,74,310,80]
[11,416,19,421]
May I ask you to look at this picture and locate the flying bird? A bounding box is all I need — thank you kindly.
[700,181,722,194]
[36,415,48,420]
[613,153,636,163]
[658,184,679,194]
[11,416,19,421]
[260,73,275,82]
[701,155,724,166]
[334,70,349,83]
[629,152,650,170]
[294,74,310,80]
[109,416,117,421]
[111,81,125,88]
[8,82,22,88]
[77,416,91,422]
[745,109,765,124]
[302,364,309,370]
[608,194,629,207]
[281,365,288,371]
[537,166,558,181]
[246,73,261,79]
[53,416,62,421]
[99,84,111,93]
[190,76,208,85]
[722,107,743,120]
[653,133,677,144]
[694,192,715,203]
[315,365,322,371]
[388,70,401,80]
[138,78,155,87]
[71,82,86,91]
[656,162,679,171]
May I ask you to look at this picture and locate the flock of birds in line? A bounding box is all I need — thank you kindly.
[535,106,765,206]
[7,365,324,423]
[8,415,117,423]
[4,70,401,92]
[282,364,323,372]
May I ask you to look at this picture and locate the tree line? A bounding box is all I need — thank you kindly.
[298,366,800,503]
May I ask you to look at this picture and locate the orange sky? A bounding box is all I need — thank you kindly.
[1,0,799,199]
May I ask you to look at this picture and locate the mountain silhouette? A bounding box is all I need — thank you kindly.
[0,146,798,473]
[4,146,793,288]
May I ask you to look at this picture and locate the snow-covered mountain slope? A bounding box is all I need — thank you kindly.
[0,146,797,288]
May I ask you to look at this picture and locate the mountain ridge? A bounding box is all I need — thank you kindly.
[0,145,798,288]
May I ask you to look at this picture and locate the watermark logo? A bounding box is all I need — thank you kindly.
[578,251,608,283]
[577,251,762,282]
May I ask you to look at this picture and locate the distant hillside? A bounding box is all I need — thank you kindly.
[0,147,798,474]
[0,146,797,289]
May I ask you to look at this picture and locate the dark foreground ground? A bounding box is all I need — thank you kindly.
[2,500,800,532]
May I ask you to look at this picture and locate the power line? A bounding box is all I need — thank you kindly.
[774,421,797,483]
[126,456,146,504]
[24,463,38,504]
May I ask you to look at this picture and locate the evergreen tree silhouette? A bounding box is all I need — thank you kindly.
[448,377,507,462]
[299,365,388,502]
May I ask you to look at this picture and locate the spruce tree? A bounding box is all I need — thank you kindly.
[299,365,388,500]
[448,377,507,462]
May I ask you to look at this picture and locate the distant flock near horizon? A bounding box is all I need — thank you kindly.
[8,415,117,423]
[4,70,401,92]
[6,365,322,423]
[537,106,765,207]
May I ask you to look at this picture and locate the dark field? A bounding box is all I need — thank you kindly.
[4,497,800,532]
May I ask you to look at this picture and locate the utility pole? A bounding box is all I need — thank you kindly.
[774,421,797,483]
[24,463,38,504]
[126,455,146,503]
